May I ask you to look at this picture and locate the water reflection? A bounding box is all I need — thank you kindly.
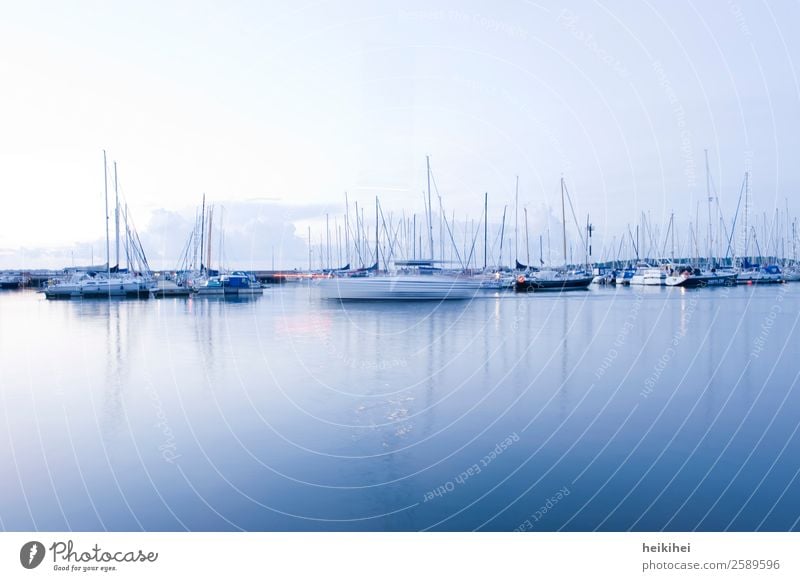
[1,285,799,531]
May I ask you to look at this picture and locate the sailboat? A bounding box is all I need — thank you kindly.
[318,158,482,300]
[44,152,153,299]
[665,266,736,288]
[514,178,593,292]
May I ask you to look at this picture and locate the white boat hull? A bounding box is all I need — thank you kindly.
[318,276,480,300]
[44,281,151,299]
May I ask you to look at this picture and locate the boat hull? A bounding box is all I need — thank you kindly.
[665,274,736,288]
[44,287,152,299]
[319,276,480,300]
[514,275,594,292]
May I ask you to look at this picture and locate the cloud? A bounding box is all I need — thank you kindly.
[0,201,318,271]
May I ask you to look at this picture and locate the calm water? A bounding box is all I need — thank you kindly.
[1,283,799,531]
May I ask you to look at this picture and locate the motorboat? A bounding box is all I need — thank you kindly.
[629,264,666,286]
[736,265,784,285]
[222,272,263,295]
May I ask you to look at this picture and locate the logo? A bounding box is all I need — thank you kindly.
[20,541,46,569]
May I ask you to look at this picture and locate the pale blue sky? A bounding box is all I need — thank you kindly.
[1,1,798,268]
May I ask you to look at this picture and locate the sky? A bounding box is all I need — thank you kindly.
[1,0,799,269]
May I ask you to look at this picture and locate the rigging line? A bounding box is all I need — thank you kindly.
[562,181,587,255]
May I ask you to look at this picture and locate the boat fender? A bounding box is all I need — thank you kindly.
[517,275,526,285]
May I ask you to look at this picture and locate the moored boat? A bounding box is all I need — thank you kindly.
[514,270,593,292]
[736,265,784,285]
[318,274,480,300]
[43,272,153,299]
[630,264,666,286]
[193,276,225,296]
[0,272,28,289]
[665,266,736,288]
[152,278,193,298]
[222,272,264,295]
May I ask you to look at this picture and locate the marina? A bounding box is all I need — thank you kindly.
[2,3,800,567]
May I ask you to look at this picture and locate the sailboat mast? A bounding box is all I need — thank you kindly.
[103,150,110,278]
[483,192,488,270]
[744,172,749,260]
[561,176,567,267]
[524,207,531,268]
[326,213,331,271]
[199,194,206,274]
[113,161,120,270]
[206,205,214,273]
[498,205,507,268]
[344,192,350,268]
[514,176,519,266]
[375,196,380,270]
[670,212,675,262]
[705,149,713,265]
[426,156,434,260]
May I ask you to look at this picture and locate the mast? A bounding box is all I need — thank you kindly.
[705,149,713,265]
[199,194,206,274]
[560,176,567,267]
[206,205,214,273]
[344,192,350,268]
[326,213,331,270]
[539,235,543,266]
[498,205,507,268]
[426,156,434,260]
[586,214,592,268]
[514,176,519,265]
[524,207,531,268]
[125,204,130,270]
[744,171,750,261]
[375,196,380,270]
[412,214,416,260]
[354,201,361,267]
[483,192,488,270]
[218,206,224,271]
[113,161,120,270]
[670,212,675,262]
[103,150,110,278]
[337,221,342,269]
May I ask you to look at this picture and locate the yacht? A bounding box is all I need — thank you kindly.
[665,266,736,288]
[43,272,152,299]
[222,272,263,295]
[0,272,28,289]
[514,270,594,292]
[193,276,225,296]
[736,265,784,285]
[629,264,666,286]
[319,274,480,300]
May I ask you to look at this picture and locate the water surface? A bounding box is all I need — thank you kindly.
[1,283,798,531]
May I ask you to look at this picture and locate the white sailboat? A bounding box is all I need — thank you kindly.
[319,158,482,301]
[44,152,153,299]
